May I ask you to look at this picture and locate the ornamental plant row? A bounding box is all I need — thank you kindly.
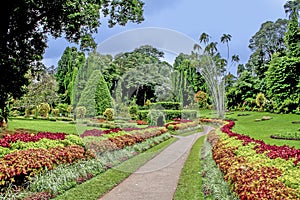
[206,120,300,199]
[221,120,300,165]
[0,132,67,148]
[0,145,95,186]
[85,127,169,154]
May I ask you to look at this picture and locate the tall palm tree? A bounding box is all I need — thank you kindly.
[220,34,232,61]
[199,32,210,46]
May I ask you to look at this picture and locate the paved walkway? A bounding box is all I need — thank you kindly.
[98,126,214,200]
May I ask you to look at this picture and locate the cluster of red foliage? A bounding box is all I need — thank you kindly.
[0,132,66,148]
[80,128,122,138]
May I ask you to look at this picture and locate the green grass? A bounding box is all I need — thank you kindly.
[53,137,177,200]
[6,119,95,135]
[173,136,205,200]
[178,127,204,137]
[229,111,300,149]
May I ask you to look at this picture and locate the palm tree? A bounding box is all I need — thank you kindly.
[199,32,210,46]
[220,34,232,61]
[204,42,218,56]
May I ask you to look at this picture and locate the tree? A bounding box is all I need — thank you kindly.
[199,32,210,45]
[265,1,300,113]
[117,63,171,106]
[0,0,145,120]
[173,53,206,93]
[284,0,300,19]
[56,47,85,104]
[77,70,101,117]
[220,34,232,60]
[95,73,114,115]
[133,45,164,58]
[248,19,288,77]
[13,67,59,113]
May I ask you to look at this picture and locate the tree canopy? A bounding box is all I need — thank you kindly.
[0,0,144,120]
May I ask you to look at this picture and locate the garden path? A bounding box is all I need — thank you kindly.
[98,126,214,200]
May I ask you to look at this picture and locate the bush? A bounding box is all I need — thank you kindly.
[56,103,72,117]
[147,110,165,126]
[256,93,266,111]
[103,108,114,121]
[138,110,198,121]
[151,102,182,110]
[129,105,138,120]
[51,108,59,117]
[194,91,209,108]
[38,103,50,117]
[75,106,87,118]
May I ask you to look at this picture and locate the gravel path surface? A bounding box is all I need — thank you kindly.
[98,126,213,200]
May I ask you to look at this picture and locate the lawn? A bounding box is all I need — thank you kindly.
[173,136,205,200]
[229,111,300,149]
[6,118,96,135]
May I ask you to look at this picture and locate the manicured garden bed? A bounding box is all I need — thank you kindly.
[0,121,176,199]
[203,118,300,199]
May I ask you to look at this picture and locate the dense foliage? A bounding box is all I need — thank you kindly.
[0,0,144,120]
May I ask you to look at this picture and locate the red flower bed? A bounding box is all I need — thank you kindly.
[0,132,66,148]
[80,128,122,138]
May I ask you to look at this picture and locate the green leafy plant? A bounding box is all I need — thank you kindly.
[103,108,114,121]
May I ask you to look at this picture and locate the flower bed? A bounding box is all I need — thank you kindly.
[165,118,199,134]
[82,126,168,154]
[0,125,172,199]
[206,119,300,199]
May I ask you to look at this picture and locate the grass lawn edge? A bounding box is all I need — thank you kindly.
[173,135,206,200]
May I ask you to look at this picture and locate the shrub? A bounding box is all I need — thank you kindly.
[51,108,59,117]
[151,102,182,110]
[256,92,266,111]
[95,73,114,115]
[147,110,165,126]
[103,108,114,121]
[37,103,50,117]
[56,103,71,117]
[138,110,197,121]
[194,90,209,108]
[129,105,138,120]
[75,106,87,118]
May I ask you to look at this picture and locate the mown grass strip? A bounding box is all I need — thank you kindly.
[54,137,177,200]
[179,127,203,137]
[173,135,205,200]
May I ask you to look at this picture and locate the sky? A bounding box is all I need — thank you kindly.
[42,0,288,74]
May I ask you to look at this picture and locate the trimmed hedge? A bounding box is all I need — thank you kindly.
[137,110,197,122]
[151,102,182,110]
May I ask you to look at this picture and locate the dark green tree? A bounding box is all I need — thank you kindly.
[265,2,300,112]
[73,52,116,107]
[248,19,288,77]
[77,70,100,116]
[95,73,114,115]
[56,47,85,104]
[0,0,144,120]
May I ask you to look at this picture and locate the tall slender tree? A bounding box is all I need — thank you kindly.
[221,34,232,60]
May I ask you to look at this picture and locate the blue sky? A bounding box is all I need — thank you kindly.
[43,0,287,74]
